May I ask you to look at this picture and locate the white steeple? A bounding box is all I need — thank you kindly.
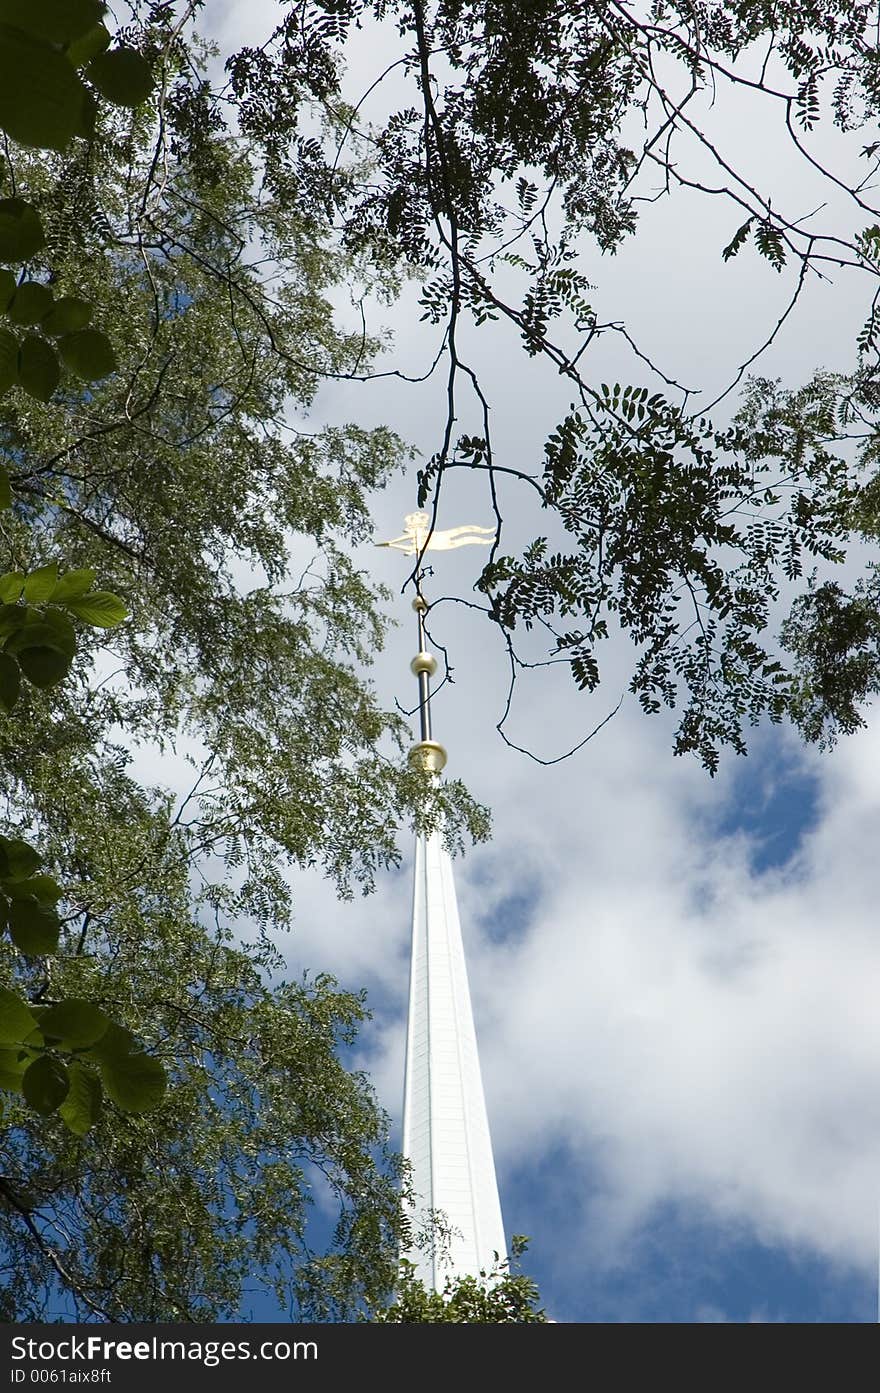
[401,817,507,1288]
[380,512,506,1291]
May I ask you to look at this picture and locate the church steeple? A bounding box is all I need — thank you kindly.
[379,512,505,1291]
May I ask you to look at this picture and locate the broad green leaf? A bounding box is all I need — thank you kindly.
[0,650,20,710]
[5,618,66,654]
[84,1020,135,1064]
[100,1050,165,1112]
[49,567,95,602]
[57,328,116,380]
[0,327,18,394]
[40,297,92,337]
[22,1054,69,1114]
[5,619,73,686]
[0,835,40,881]
[7,281,52,325]
[0,198,44,262]
[66,21,111,71]
[39,1000,109,1049]
[7,896,60,954]
[87,46,153,107]
[18,333,61,401]
[0,1046,29,1090]
[72,87,97,142]
[62,590,127,628]
[58,1061,102,1135]
[4,873,63,904]
[19,1026,42,1049]
[13,642,71,688]
[0,267,15,309]
[0,572,24,603]
[42,607,76,656]
[0,602,25,639]
[0,34,88,151]
[0,987,38,1044]
[0,0,106,45]
[0,466,9,509]
[22,562,58,604]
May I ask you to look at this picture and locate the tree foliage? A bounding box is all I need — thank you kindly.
[0,0,172,1145]
[2,817,405,1319]
[374,1241,548,1323]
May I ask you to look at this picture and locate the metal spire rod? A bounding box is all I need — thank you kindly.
[413,586,433,743]
[409,584,444,771]
[377,510,495,777]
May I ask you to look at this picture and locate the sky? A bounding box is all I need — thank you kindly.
[173,3,880,1323]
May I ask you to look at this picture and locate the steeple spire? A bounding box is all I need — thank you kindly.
[378,511,505,1292]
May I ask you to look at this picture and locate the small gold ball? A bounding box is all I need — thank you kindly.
[411,650,438,677]
[410,740,448,773]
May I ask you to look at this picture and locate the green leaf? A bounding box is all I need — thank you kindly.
[0,0,106,45]
[0,326,18,394]
[0,198,44,262]
[0,1046,29,1090]
[87,46,153,107]
[100,1051,165,1112]
[18,334,61,402]
[61,590,127,627]
[0,987,39,1044]
[0,34,89,151]
[72,86,97,142]
[0,836,40,881]
[0,602,26,639]
[57,328,116,380]
[0,572,24,603]
[22,562,58,604]
[48,567,95,602]
[40,296,92,337]
[42,607,76,657]
[65,21,111,71]
[0,650,20,711]
[83,1020,135,1065]
[7,896,60,954]
[39,1000,109,1049]
[4,873,63,904]
[5,619,73,687]
[7,281,52,325]
[58,1061,102,1135]
[755,220,786,272]
[22,1054,69,1114]
[0,465,9,509]
[722,218,753,263]
[0,267,15,309]
[12,641,71,688]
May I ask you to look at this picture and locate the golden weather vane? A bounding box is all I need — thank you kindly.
[376,511,496,774]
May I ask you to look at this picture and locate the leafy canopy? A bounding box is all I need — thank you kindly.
[375,1241,548,1323]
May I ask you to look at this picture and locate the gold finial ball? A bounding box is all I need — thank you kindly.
[411,650,437,677]
[412,595,428,613]
[410,740,448,774]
